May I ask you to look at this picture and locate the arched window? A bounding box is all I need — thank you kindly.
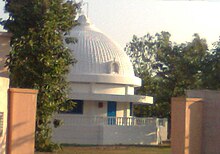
[108,59,120,74]
[112,62,119,74]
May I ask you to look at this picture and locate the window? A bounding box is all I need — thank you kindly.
[108,59,120,74]
[65,100,84,114]
[112,62,119,74]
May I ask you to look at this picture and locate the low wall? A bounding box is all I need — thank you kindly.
[102,124,158,145]
[0,77,9,154]
[52,115,167,145]
[52,125,102,145]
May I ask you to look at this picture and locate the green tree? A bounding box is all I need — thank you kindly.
[125,32,208,118]
[201,40,220,89]
[1,0,79,151]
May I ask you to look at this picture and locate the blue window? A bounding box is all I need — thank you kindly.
[107,101,117,125]
[65,100,83,114]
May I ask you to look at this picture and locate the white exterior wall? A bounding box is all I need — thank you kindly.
[82,101,130,118]
[83,101,107,117]
[117,102,126,117]
[70,83,134,95]
[116,102,130,117]
[93,84,129,95]
[70,83,91,93]
[52,124,102,145]
[126,102,132,117]
[0,77,9,154]
[126,86,134,95]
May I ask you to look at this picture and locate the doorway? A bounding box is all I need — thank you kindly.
[107,101,117,125]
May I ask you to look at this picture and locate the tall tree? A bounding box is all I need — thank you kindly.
[201,40,220,90]
[1,0,79,151]
[125,32,208,117]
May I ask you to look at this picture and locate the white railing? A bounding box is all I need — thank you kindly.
[56,114,167,127]
[110,117,156,126]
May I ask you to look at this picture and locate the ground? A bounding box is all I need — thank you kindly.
[35,145,171,154]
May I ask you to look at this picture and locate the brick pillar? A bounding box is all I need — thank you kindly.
[171,97,203,154]
[7,88,38,154]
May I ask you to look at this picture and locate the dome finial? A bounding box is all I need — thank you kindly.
[78,1,89,18]
[83,2,89,18]
[77,14,90,25]
[77,1,90,25]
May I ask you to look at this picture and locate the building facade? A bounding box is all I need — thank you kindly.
[52,15,167,145]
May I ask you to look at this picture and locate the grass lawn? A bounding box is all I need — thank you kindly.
[36,145,171,154]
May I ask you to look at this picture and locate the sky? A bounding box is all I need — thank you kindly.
[1,0,220,48]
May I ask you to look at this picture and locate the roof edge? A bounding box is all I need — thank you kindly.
[69,74,142,87]
[69,93,153,104]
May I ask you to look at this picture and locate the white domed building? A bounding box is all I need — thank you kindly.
[52,15,167,145]
[67,15,152,112]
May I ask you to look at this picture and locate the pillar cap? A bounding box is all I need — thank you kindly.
[9,88,38,94]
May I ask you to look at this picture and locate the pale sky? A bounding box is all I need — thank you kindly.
[1,0,220,48]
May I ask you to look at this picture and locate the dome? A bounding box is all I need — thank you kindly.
[66,15,141,87]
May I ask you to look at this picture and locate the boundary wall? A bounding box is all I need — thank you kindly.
[172,90,220,154]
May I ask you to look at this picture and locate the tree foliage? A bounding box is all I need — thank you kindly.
[201,40,220,89]
[125,32,215,118]
[1,0,78,151]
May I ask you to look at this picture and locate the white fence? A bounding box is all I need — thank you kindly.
[52,114,167,145]
[55,115,161,126]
